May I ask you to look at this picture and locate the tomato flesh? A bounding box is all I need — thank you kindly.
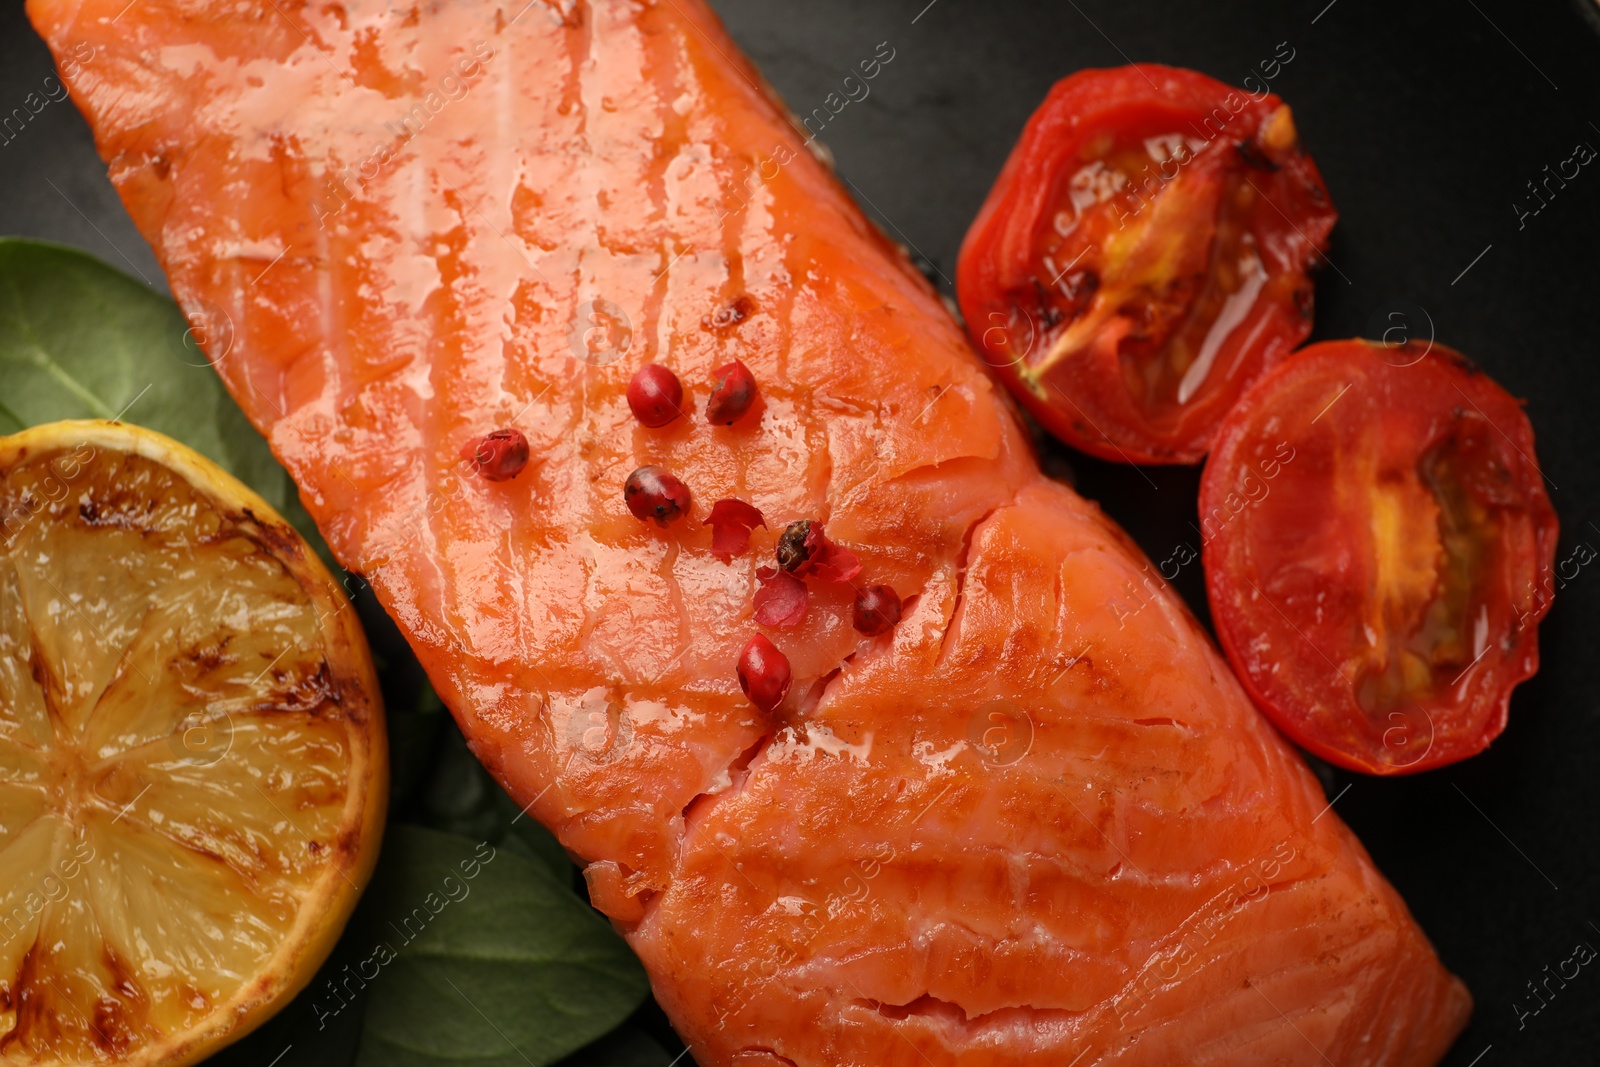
[1037,127,1260,418]
[959,66,1336,464]
[1354,420,1505,715]
[1202,340,1558,773]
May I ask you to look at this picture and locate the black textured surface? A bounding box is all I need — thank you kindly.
[3,1,1599,1063]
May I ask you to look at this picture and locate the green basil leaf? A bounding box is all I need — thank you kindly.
[0,237,324,551]
[388,681,448,809]
[355,826,647,1067]
[554,1025,676,1067]
[502,802,578,889]
[408,716,572,885]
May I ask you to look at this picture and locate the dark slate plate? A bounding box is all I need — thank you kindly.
[3,1,1598,1064]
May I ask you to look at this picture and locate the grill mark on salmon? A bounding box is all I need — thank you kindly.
[28,0,1472,1064]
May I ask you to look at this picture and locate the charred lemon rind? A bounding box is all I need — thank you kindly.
[0,419,386,1067]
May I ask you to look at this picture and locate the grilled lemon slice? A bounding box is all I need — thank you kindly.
[0,420,385,1066]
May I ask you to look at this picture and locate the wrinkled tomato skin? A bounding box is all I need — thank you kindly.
[957,65,1337,465]
[1201,339,1559,774]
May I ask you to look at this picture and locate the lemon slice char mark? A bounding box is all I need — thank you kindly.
[0,420,386,1067]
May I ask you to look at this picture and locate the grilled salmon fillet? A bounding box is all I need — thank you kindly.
[27,1,1472,1063]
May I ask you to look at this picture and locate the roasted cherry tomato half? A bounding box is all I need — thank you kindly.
[1202,339,1558,774]
[958,65,1337,464]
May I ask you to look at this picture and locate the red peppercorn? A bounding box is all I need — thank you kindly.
[705,360,758,425]
[706,498,766,561]
[627,364,684,427]
[460,428,530,482]
[624,465,691,526]
[853,585,903,636]
[776,520,814,573]
[754,567,808,627]
[777,519,861,583]
[737,634,791,712]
